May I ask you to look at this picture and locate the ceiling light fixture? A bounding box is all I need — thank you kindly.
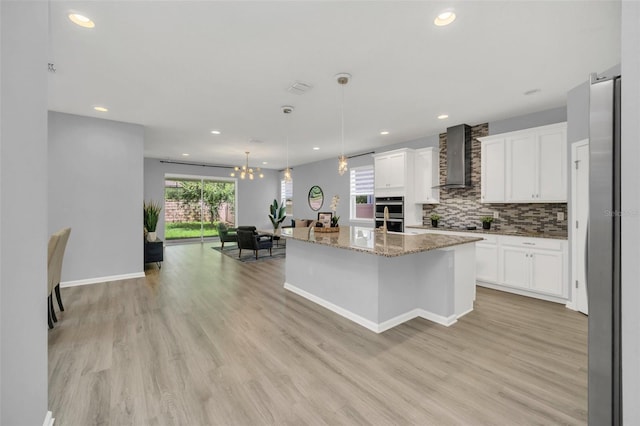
[336,73,351,176]
[434,10,456,26]
[380,130,390,135]
[210,130,221,135]
[282,105,294,183]
[68,13,95,28]
[182,153,189,157]
[437,114,449,120]
[230,151,263,180]
[93,106,108,112]
[313,147,320,151]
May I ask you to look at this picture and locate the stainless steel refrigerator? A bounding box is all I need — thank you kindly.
[588,72,622,425]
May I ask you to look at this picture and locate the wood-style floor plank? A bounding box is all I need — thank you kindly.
[49,242,587,425]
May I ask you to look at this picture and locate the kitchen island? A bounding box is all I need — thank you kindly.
[280,226,482,333]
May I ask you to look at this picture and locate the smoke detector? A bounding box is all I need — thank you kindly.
[335,73,351,85]
[282,105,294,114]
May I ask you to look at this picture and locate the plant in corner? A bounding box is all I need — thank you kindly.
[481,216,494,230]
[430,213,441,228]
[144,200,162,242]
[268,199,287,234]
[330,195,340,227]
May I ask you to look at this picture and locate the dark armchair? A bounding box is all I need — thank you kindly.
[236,227,273,260]
[216,223,237,249]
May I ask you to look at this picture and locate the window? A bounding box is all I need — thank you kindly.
[281,179,293,215]
[350,166,374,221]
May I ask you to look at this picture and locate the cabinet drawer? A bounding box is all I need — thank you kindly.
[499,236,563,251]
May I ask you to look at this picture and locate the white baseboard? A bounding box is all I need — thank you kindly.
[565,301,577,311]
[284,283,460,333]
[284,283,381,333]
[477,281,568,304]
[61,272,145,288]
[43,411,54,426]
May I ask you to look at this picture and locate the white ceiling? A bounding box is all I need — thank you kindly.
[48,1,620,170]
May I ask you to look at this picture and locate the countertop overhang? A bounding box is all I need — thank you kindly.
[279,226,481,257]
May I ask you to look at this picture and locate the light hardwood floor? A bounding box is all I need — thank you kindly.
[49,242,587,425]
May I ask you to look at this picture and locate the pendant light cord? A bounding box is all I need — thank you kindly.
[341,83,345,156]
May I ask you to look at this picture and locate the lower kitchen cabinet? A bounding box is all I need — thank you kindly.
[498,236,567,299]
[406,228,568,303]
[476,237,498,283]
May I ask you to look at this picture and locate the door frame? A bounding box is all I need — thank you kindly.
[568,139,589,311]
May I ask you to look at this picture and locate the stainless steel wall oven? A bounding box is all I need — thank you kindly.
[374,196,404,232]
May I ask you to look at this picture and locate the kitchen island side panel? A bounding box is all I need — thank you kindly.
[285,239,381,323]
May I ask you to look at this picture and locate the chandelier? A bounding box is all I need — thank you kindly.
[230,151,263,180]
[336,73,351,176]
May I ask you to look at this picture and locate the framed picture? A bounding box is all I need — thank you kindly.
[317,212,332,227]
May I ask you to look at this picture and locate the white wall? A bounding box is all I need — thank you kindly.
[0,1,49,424]
[49,112,144,283]
[621,1,640,423]
[144,158,279,238]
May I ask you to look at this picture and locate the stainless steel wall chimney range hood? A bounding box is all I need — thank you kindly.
[435,124,472,189]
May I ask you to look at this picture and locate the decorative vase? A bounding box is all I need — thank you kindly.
[483,222,491,230]
[431,220,438,228]
[147,231,157,242]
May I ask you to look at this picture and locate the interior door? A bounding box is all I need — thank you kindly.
[574,141,589,314]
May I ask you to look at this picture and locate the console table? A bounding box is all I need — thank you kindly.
[144,239,163,268]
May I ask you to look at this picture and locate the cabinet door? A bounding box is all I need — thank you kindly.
[530,249,564,296]
[374,155,391,190]
[506,134,537,202]
[415,148,439,203]
[537,129,567,201]
[476,242,498,283]
[500,246,530,288]
[481,138,505,203]
[386,152,405,188]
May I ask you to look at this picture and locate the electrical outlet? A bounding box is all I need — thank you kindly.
[493,211,499,219]
[557,212,564,221]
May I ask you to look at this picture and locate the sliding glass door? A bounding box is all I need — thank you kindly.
[164,175,236,241]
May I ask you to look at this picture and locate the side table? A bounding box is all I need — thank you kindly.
[144,239,164,268]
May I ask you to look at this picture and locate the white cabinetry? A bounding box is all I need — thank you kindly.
[475,235,498,283]
[499,236,566,297]
[479,122,567,203]
[414,147,440,204]
[373,149,414,197]
[480,138,505,203]
[405,228,568,303]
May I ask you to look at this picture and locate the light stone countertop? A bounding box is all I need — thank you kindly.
[405,225,568,240]
[278,226,482,257]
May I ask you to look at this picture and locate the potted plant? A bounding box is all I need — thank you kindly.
[481,216,494,230]
[268,199,287,235]
[330,195,340,227]
[430,213,441,228]
[144,200,162,242]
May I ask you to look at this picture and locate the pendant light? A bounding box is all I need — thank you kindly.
[336,73,351,176]
[230,151,263,180]
[282,105,294,182]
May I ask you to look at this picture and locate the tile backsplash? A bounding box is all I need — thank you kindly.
[421,123,568,235]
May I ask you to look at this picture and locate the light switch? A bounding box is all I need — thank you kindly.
[493,211,499,219]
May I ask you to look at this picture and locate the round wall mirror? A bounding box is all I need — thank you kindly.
[308,185,324,211]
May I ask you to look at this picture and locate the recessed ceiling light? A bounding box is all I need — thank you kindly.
[93,106,108,112]
[380,131,390,135]
[313,147,320,151]
[210,130,221,135]
[68,13,95,28]
[182,153,189,157]
[437,114,449,120]
[434,10,456,26]
[262,161,268,165]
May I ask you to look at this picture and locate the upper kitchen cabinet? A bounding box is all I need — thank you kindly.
[373,148,414,197]
[480,122,567,203]
[480,137,506,203]
[414,147,440,204]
